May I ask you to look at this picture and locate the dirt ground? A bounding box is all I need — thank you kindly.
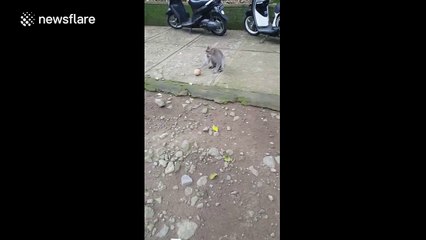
[144,90,280,239]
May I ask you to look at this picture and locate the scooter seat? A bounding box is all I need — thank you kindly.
[189,0,211,9]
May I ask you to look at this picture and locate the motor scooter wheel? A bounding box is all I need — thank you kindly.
[210,15,227,36]
[244,15,259,36]
[167,14,182,29]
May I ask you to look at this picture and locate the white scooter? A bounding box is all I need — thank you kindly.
[244,0,280,37]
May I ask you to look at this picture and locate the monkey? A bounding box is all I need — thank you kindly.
[200,46,225,73]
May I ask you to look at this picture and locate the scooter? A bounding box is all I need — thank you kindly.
[166,0,228,36]
[244,0,280,37]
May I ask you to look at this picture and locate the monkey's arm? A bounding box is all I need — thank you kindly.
[199,55,210,69]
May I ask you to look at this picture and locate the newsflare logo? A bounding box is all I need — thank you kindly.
[20,12,96,27]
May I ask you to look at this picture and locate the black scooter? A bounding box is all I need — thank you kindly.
[244,0,280,37]
[166,0,228,36]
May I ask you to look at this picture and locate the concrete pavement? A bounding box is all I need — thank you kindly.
[144,26,280,111]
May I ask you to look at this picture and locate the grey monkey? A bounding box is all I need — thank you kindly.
[200,46,225,73]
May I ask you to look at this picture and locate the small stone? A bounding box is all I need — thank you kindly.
[263,156,276,168]
[145,206,154,219]
[271,232,275,237]
[215,202,220,206]
[146,199,153,204]
[207,147,220,157]
[155,99,165,107]
[275,156,280,164]
[268,195,274,201]
[248,166,259,176]
[271,168,277,172]
[225,149,234,156]
[213,132,219,137]
[175,151,183,158]
[191,196,199,206]
[203,127,209,132]
[226,126,231,131]
[230,111,235,117]
[197,176,208,187]
[233,116,240,121]
[201,107,208,114]
[155,224,169,238]
[230,191,238,195]
[181,140,190,152]
[181,175,193,186]
[177,220,198,240]
[172,185,179,190]
[159,132,168,139]
[159,160,167,168]
[196,203,204,208]
[185,100,190,104]
[184,187,193,196]
[276,115,280,119]
[146,223,154,232]
[226,175,231,181]
[165,162,175,174]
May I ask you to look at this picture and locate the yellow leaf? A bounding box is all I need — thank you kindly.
[212,125,219,132]
[209,172,218,180]
[224,156,232,162]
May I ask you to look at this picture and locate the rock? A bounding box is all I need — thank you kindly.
[208,128,213,135]
[225,149,234,156]
[263,156,276,168]
[201,107,208,114]
[196,176,208,187]
[196,203,204,208]
[155,224,169,238]
[226,126,231,131]
[213,132,219,137]
[276,115,280,119]
[159,160,167,168]
[275,156,280,164]
[184,187,193,196]
[172,185,179,190]
[215,202,220,206]
[177,220,198,240]
[226,175,231,181]
[268,195,274,201]
[165,162,175,174]
[159,132,168,139]
[145,206,154,219]
[188,164,196,174]
[181,140,190,152]
[174,162,181,172]
[155,181,166,191]
[169,217,175,223]
[182,103,187,108]
[230,191,238,195]
[146,199,153,204]
[230,111,235,117]
[155,99,165,107]
[271,113,277,118]
[271,168,277,172]
[202,127,209,132]
[233,116,240,121]
[248,166,259,176]
[155,197,162,204]
[146,223,154,232]
[208,147,220,157]
[190,196,199,206]
[175,151,183,158]
[181,175,193,186]
[271,232,275,237]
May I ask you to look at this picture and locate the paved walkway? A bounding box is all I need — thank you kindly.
[144,26,280,110]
